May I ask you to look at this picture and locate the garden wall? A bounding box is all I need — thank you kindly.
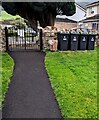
[0,27,6,52]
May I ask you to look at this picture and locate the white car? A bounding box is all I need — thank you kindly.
[25,28,36,34]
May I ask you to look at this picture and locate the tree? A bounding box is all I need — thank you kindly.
[2,2,76,29]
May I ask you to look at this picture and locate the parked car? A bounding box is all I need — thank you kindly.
[25,27,37,37]
[25,27,36,33]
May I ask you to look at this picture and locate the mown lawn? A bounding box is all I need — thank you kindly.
[45,48,98,119]
[0,52,14,110]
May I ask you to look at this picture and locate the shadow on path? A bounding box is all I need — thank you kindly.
[2,51,61,118]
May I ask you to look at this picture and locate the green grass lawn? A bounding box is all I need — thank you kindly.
[0,52,14,110]
[45,48,98,119]
[0,11,21,20]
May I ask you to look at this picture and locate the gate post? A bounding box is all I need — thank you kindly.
[24,26,26,50]
[5,27,9,51]
[40,29,43,51]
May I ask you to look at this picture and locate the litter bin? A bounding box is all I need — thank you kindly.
[87,33,96,50]
[78,33,88,50]
[69,33,79,50]
[57,32,70,51]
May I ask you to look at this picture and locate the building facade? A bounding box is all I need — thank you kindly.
[54,18,77,30]
[86,1,99,18]
[79,1,99,31]
[55,3,86,30]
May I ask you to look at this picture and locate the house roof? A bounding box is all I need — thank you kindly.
[75,3,86,12]
[56,2,86,22]
[86,0,99,8]
[76,2,88,10]
[56,18,77,23]
[80,14,99,22]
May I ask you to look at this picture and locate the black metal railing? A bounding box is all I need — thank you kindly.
[5,26,43,51]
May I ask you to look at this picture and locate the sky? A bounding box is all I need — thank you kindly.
[76,0,98,3]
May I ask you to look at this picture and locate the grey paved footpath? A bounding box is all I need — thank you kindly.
[2,51,61,119]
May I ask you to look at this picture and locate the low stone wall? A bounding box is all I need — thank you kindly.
[96,35,99,46]
[42,28,58,51]
[0,27,6,52]
[0,26,98,52]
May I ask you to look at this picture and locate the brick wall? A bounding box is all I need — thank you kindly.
[54,22,77,30]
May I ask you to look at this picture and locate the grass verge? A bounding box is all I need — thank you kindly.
[0,52,14,110]
[45,48,98,118]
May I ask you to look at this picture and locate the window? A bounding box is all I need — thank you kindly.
[90,7,94,14]
[92,23,97,30]
[91,11,94,14]
[92,23,99,30]
[97,24,99,30]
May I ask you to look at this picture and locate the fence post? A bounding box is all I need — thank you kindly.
[40,29,43,51]
[24,26,26,50]
[5,27,9,51]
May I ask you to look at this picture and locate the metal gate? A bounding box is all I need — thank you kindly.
[5,26,43,51]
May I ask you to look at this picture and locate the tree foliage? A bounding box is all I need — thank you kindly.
[2,2,76,29]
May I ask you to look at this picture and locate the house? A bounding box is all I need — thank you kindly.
[55,3,86,30]
[66,3,86,22]
[54,17,77,30]
[79,1,99,31]
[86,1,99,18]
[56,3,86,22]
